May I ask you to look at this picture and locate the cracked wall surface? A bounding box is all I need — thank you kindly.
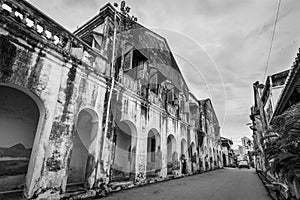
[0,1,222,199]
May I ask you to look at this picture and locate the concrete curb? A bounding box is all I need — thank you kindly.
[256,170,279,200]
[63,168,223,200]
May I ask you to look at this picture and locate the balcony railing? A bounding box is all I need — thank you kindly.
[120,73,138,92]
[149,91,160,106]
[167,104,177,116]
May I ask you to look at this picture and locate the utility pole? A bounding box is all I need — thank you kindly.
[101,0,138,180]
[101,3,118,173]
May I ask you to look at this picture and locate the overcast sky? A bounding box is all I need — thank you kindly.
[28,0,300,146]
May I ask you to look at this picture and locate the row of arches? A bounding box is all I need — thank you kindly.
[202,146,222,170]
[167,136,196,162]
[69,106,198,185]
[0,84,102,192]
[109,123,195,180]
[166,135,197,175]
[0,84,198,193]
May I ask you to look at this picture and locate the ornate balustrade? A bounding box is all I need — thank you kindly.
[0,0,108,73]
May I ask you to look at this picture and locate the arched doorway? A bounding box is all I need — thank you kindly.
[213,148,216,169]
[68,108,99,185]
[146,129,161,178]
[204,146,208,171]
[190,142,196,172]
[111,120,137,182]
[181,139,187,157]
[190,142,196,157]
[167,134,176,175]
[0,85,43,192]
[223,153,227,166]
[209,148,213,170]
[181,139,188,174]
[216,150,220,168]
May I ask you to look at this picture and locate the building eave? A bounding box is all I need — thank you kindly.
[272,55,300,117]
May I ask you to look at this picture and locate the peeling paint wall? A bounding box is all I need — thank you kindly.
[103,87,198,180]
[198,99,222,171]
[0,5,108,196]
[0,1,223,199]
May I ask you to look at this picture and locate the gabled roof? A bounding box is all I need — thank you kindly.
[261,69,289,105]
[273,50,300,116]
[73,3,189,94]
[74,3,115,37]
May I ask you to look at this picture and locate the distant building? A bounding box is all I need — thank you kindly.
[220,137,234,166]
[199,99,222,171]
[241,136,252,151]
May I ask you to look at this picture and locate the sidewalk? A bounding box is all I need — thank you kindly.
[256,170,295,200]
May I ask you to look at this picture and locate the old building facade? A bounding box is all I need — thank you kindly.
[250,50,300,198]
[250,70,290,171]
[199,99,222,171]
[220,137,234,167]
[0,1,222,199]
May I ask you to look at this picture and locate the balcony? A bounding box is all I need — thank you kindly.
[120,73,138,92]
[149,91,161,106]
[167,104,177,116]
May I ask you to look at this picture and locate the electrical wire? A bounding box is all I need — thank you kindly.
[263,0,282,79]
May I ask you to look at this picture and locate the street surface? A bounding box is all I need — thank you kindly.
[100,168,272,200]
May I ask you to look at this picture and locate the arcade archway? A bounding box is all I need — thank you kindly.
[68,108,99,185]
[146,129,161,178]
[167,134,176,175]
[181,139,188,157]
[181,139,188,174]
[111,120,137,182]
[190,142,197,172]
[0,85,44,192]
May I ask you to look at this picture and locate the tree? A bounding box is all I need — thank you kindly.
[264,102,300,182]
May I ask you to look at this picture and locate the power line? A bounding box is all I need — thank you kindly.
[263,0,282,79]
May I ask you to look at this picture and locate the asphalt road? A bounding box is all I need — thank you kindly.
[100,168,272,200]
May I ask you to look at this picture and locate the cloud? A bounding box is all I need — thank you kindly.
[26,0,300,144]
[193,0,251,17]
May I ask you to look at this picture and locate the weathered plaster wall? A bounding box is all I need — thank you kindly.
[104,86,196,180]
[0,19,109,197]
[0,86,39,191]
[0,30,64,197]
[0,2,221,199]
